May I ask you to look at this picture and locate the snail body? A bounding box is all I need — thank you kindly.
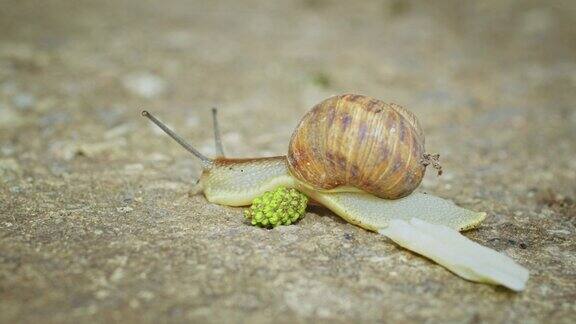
[200,155,482,231]
[142,94,485,232]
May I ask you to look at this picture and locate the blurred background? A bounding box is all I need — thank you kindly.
[1,0,575,322]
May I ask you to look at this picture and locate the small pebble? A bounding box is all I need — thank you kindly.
[139,291,155,300]
[104,123,133,139]
[123,72,167,99]
[129,299,140,308]
[9,186,22,193]
[49,163,69,176]
[117,206,134,213]
[147,153,170,162]
[280,233,299,244]
[1,145,15,156]
[124,163,144,173]
[0,158,22,176]
[0,106,25,129]
[368,256,390,263]
[186,115,200,127]
[121,192,134,204]
[521,9,553,35]
[223,132,242,145]
[12,93,36,110]
[110,268,125,282]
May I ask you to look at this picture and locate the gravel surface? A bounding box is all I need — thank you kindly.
[1,0,575,323]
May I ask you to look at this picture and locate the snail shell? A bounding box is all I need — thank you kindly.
[287,94,426,199]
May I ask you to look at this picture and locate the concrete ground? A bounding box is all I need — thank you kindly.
[1,0,575,323]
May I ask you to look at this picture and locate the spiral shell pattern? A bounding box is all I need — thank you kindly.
[287,94,426,199]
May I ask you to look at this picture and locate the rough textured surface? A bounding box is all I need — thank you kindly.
[1,0,575,323]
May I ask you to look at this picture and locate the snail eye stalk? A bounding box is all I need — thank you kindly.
[211,107,225,158]
[141,110,213,168]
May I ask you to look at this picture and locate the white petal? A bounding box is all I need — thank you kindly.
[380,218,529,291]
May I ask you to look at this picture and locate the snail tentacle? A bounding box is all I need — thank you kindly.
[421,153,443,176]
[142,110,214,169]
[211,107,225,158]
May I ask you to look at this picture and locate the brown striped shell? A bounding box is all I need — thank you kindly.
[287,94,426,199]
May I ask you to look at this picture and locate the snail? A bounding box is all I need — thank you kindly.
[141,95,534,292]
[142,94,485,232]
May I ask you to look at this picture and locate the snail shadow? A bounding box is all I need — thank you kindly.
[306,204,349,226]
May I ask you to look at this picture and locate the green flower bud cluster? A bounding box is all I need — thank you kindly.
[244,186,308,228]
